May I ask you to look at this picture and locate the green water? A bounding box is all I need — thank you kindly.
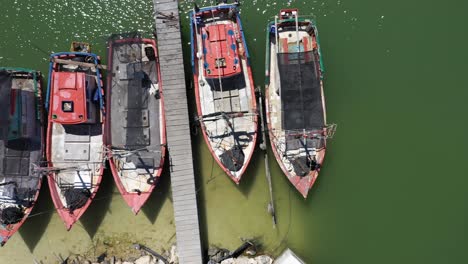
[1,0,468,263]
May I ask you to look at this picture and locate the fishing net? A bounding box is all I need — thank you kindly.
[64,188,91,211]
[278,51,324,130]
[219,145,245,172]
[0,206,24,225]
[291,156,310,177]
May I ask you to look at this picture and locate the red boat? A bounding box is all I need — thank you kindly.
[106,35,166,214]
[265,9,336,197]
[45,52,105,229]
[190,3,258,183]
[0,68,44,245]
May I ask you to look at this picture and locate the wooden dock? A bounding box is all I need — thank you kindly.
[153,1,203,263]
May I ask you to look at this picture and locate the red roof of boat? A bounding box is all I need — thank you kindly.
[202,23,241,78]
[50,72,87,124]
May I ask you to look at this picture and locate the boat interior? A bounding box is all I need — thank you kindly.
[0,69,42,224]
[268,16,327,177]
[109,39,163,193]
[194,7,257,177]
[48,55,104,211]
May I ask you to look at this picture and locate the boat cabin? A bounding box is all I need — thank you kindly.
[202,23,241,79]
[49,71,99,125]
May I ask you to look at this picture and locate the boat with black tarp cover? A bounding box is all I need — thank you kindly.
[0,67,43,245]
[45,52,105,229]
[190,1,258,184]
[106,33,166,214]
[265,9,336,198]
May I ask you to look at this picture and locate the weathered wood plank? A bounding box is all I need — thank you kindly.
[155,0,202,262]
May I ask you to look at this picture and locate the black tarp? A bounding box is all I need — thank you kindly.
[278,51,324,130]
[0,71,12,141]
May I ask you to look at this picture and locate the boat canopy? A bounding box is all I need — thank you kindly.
[49,72,89,124]
[278,51,324,131]
[0,70,38,141]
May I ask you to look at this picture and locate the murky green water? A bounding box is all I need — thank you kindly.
[1,0,468,263]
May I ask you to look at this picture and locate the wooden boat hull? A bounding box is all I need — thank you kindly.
[265,10,329,198]
[190,4,258,183]
[0,68,44,245]
[106,36,166,214]
[46,52,105,229]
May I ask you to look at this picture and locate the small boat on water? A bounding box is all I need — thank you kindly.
[45,52,105,229]
[106,34,166,214]
[70,41,91,53]
[0,67,44,245]
[265,9,336,198]
[190,1,258,183]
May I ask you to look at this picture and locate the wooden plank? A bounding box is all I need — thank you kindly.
[156,27,180,35]
[173,192,197,202]
[153,0,174,4]
[155,2,178,11]
[166,126,191,135]
[169,144,196,152]
[157,37,181,46]
[174,208,199,218]
[167,133,193,142]
[172,183,198,191]
[159,54,184,62]
[166,130,191,139]
[155,1,202,262]
[52,58,107,70]
[158,43,184,53]
[162,78,186,86]
[171,178,196,188]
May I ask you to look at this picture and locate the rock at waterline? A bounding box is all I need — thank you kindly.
[220,256,273,264]
[135,255,157,264]
[169,245,179,263]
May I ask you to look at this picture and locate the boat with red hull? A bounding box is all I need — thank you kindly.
[106,34,166,214]
[45,52,105,229]
[265,9,336,198]
[0,68,44,245]
[190,2,258,183]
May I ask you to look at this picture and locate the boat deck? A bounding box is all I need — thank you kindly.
[108,40,163,193]
[278,50,324,130]
[153,0,203,263]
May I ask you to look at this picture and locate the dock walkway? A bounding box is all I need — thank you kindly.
[153,1,203,263]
